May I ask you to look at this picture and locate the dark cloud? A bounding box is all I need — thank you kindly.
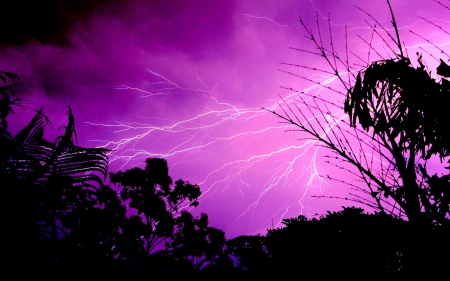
[124,0,237,58]
[0,0,118,46]
[0,0,237,52]
[0,0,238,123]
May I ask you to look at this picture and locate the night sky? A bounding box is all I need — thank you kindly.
[2,0,448,238]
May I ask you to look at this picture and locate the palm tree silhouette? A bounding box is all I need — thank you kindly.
[1,71,110,244]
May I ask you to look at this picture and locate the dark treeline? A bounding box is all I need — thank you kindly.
[2,68,449,277]
[229,207,450,276]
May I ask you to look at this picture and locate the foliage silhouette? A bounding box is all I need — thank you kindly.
[0,70,126,273]
[1,75,238,277]
[265,207,406,274]
[3,106,111,239]
[267,0,450,226]
[344,56,450,225]
[229,207,449,275]
[226,234,270,272]
[170,211,230,270]
[109,157,233,273]
[109,158,201,258]
[1,75,229,273]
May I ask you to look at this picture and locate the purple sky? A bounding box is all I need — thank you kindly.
[2,0,449,238]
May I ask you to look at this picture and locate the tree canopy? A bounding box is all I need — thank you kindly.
[1,70,230,274]
[268,0,450,226]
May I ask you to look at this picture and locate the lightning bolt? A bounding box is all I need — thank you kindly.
[85,2,449,236]
[86,63,333,234]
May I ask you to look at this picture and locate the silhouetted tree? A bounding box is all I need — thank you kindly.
[265,207,407,274]
[267,0,449,226]
[2,73,229,272]
[227,207,449,275]
[226,234,270,272]
[109,158,201,258]
[170,211,230,270]
[60,185,126,262]
[109,157,234,274]
[1,71,119,271]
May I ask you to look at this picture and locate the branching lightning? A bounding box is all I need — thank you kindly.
[85,1,450,236]
[86,63,334,234]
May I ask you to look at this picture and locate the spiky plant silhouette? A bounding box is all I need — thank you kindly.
[0,71,110,242]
